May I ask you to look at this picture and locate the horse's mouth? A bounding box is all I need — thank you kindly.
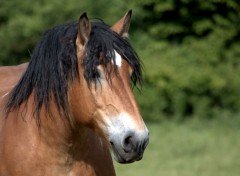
[115,153,143,164]
[110,141,145,164]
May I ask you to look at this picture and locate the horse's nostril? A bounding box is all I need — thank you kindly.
[124,135,132,145]
[122,133,135,153]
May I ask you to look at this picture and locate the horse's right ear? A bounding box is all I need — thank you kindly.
[77,12,91,47]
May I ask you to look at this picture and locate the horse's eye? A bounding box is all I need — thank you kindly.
[92,69,100,79]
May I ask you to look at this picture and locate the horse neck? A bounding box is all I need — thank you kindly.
[19,97,115,175]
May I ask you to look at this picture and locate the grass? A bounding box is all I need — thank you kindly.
[114,117,240,176]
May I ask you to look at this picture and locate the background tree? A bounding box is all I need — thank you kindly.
[128,0,240,121]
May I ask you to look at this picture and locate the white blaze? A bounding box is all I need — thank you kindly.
[113,50,122,67]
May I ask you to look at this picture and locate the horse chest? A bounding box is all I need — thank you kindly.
[0,120,116,176]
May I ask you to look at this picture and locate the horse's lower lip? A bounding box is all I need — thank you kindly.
[111,143,143,164]
[115,154,143,164]
[118,158,135,164]
[114,153,136,164]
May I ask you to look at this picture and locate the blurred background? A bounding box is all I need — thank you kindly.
[0,0,240,175]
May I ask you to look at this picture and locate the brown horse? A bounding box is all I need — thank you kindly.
[0,10,149,176]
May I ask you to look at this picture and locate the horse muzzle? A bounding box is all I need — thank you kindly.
[109,130,149,164]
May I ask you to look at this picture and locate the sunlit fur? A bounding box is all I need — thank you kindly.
[4,22,142,125]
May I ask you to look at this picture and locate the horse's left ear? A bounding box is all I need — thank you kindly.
[111,10,132,37]
[77,12,91,47]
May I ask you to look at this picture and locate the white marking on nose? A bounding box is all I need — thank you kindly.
[113,50,122,67]
[105,113,148,138]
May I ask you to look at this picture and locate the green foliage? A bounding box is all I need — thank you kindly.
[130,0,240,121]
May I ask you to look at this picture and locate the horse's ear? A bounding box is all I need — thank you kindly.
[77,12,91,47]
[111,10,132,37]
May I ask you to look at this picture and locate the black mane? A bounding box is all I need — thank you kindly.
[5,21,142,124]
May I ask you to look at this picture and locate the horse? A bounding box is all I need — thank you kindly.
[0,10,149,176]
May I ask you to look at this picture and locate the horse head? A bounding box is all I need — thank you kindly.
[70,11,149,163]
